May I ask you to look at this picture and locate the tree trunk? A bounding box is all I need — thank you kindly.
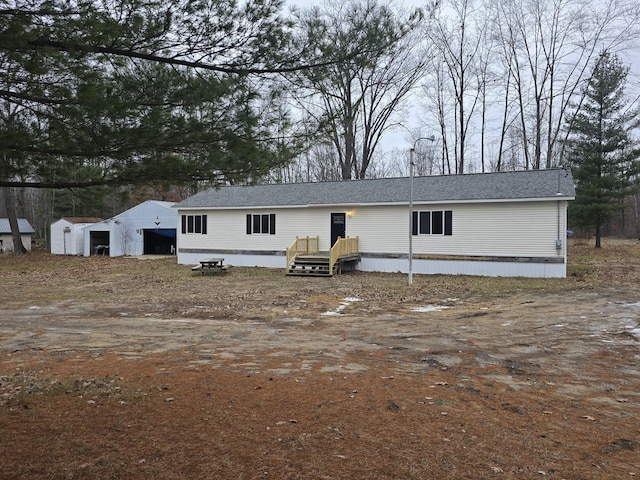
[2,187,27,255]
[595,224,601,249]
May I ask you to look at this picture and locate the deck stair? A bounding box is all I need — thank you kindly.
[286,236,360,277]
[287,254,332,276]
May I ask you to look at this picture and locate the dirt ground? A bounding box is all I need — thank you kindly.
[0,239,639,479]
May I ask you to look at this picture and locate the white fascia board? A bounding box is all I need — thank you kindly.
[412,196,575,206]
[175,196,574,211]
[176,203,365,211]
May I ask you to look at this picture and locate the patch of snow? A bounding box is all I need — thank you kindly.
[412,305,451,313]
[321,297,361,316]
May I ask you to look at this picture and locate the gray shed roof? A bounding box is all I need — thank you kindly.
[176,169,575,209]
[61,217,103,224]
[0,218,35,234]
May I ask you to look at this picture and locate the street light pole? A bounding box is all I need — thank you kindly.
[409,147,415,286]
[409,136,435,286]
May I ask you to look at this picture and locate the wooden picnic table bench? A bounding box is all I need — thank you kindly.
[192,257,229,275]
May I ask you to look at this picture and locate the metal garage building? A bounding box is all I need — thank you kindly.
[81,201,177,257]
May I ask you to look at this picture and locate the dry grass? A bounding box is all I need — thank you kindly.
[0,238,639,479]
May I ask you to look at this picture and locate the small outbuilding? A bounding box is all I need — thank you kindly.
[174,169,575,278]
[82,200,177,257]
[50,217,103,255]
[0,218,35,253]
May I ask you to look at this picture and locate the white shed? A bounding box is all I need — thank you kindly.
[174,169,575,278]
[50,217,103,255]
[82,200,177,257]
[0,218,35,254]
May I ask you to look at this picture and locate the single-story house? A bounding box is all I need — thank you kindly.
[82,200,177,256]
[174,169,575,278]
[0,218,35,253]
[50,217,103,255]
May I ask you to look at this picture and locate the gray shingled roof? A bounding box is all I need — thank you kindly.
[0,218,35,234]
[176,169,575,209]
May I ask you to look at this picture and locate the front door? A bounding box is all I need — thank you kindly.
[330,213,346,247]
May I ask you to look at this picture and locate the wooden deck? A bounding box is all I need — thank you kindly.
[286,237,360,277]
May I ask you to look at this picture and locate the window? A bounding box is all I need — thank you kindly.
[412,210,452,236]
[181,214,207,234]
[246,214,276,235]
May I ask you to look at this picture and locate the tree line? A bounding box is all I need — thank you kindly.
[1,0,640,250]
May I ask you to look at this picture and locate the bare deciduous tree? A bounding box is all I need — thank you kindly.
[422,0,489,174]
[290,0,428,180]
[490,0,640,169]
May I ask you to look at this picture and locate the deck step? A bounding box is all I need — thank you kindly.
[287,257,332,276]
[286,252,361,277]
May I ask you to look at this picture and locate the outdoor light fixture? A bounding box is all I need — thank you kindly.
[409,136,435,286]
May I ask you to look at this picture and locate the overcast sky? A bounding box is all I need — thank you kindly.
[284,0,640,157]
[285,0,429,152]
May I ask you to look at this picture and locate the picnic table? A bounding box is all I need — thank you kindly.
[192,257,228,275]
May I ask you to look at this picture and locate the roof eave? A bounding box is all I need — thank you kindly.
[174,195,575,210]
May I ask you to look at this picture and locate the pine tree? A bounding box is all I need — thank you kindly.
[566,51,640,248]
[0,0,301,190]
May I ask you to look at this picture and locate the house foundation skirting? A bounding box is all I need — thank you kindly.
[178,249,566,278]
[178,249,285,269]
[358,255,566,278]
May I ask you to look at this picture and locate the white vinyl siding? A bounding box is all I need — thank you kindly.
[346,205,405,253]
[178,200,567,259]
[180,207,352,252]
[443,202,563,257]
[335,201,564,258]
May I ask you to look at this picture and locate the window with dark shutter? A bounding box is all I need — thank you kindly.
[431,211,444,235]
[182,214,208,235]
[444,211,452,235]
[413,210,453,236]
[246,213,277,234]
[269,214,276,235]
[419,211,430,234]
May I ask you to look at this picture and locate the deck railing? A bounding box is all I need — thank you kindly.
[329,236,359,274]
[286,236,320,267]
